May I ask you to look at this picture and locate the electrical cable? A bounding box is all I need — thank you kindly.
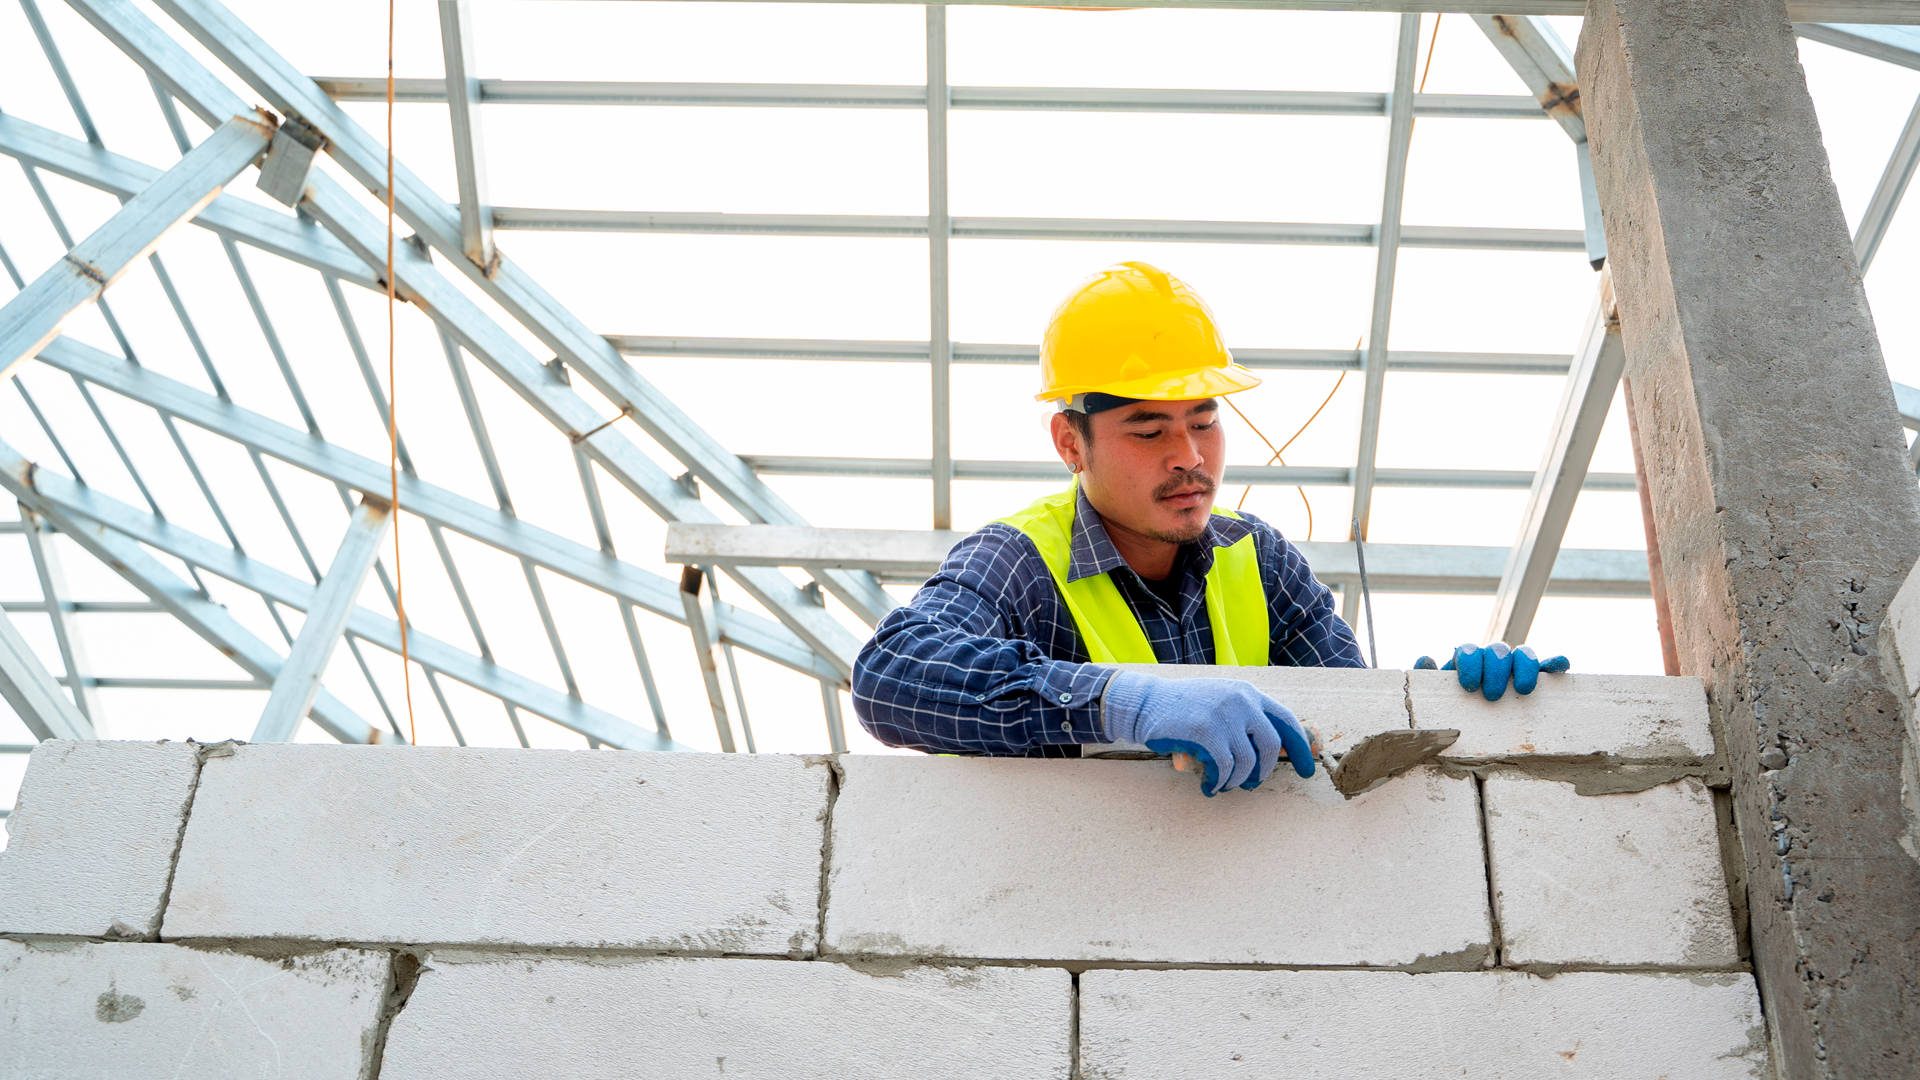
[1224,17,1443,543]
[1227,342,1355,538]
[387,0,416,743]
[1417,13,1444,100]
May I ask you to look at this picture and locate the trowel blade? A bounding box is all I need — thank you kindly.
[1325,729,1461,799]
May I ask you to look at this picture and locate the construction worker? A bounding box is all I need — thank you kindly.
[852,262,1561,795]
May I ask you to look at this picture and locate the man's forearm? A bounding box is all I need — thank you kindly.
[851,614,1112,754]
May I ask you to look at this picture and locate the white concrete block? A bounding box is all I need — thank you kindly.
[1104,664,1408,756]
[165,744,830,951]
[1884,564,1920,699]
[381,955,1069,1080]
[0,740,199,937]
[1484,774,1738,967]
[1079,968,1769,1078]
[1884,569,1920,865]
[0,939,388,1078]
[1409,670,1713,761]
[827,757,1487,965]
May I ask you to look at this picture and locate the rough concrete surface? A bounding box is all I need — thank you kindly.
[0,740,199,937]
[164,744,830,951]
[826,756,1489,965]
[1409,670,1712,761]
[1582,0,1920,1072]
[380,954,1070,1079]
[1109,663,1409,754]
[0,939,388,1078]
[1078,968,1768,1078]
[1484,774,1737,967]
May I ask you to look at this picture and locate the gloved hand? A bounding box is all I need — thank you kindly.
[1102,672,1316,796]
[1413,643,1569,701]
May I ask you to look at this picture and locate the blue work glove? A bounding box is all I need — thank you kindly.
[1413,644,1570,700]
[1102,672,1316,796]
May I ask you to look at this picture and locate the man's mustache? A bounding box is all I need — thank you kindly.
[1153,472,1218,501]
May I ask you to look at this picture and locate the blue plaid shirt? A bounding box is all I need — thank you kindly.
[852,488,1365,756]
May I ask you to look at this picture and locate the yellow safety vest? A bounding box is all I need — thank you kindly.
[996,481,1270,666]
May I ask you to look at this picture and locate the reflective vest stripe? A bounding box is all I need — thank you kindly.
[996,481,1269,666]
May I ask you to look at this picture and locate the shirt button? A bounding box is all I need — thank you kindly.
[1061,721,1073,732]
[1059,692,1072,703]
[975,694,985,701]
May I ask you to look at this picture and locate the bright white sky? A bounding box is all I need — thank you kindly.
[0,2,1917,805]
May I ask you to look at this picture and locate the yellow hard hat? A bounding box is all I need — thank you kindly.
[1036,262,1261,404]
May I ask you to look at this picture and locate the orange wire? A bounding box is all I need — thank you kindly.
[1226,366,1348,538]
[387,0,416,743]
[1276,368,1348,461]
[1417,13,1443,97]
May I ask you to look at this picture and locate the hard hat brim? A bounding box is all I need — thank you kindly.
[1035,362,1263,403]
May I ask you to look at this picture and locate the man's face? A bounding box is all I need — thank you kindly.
[1053,398,1225,545]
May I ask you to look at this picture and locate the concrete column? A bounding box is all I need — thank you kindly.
[1578,2,1920,1075]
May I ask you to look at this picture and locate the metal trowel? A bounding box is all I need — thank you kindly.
[1171,727,1460,799]
[1311,728,1460,799]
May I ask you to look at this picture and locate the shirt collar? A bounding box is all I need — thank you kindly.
[1065,485,1256,584]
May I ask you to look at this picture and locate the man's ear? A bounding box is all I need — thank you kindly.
[1050,412,1086,473]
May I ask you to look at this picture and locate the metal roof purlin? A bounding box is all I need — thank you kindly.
[1348,13,1421,542]
[3,438,690,750]
[29,334,842,685]
[582,2,1920,22]
[59,0,873,681]
[140,0,897,634]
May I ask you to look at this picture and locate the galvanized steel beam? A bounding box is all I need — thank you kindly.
[666,523,972,577]
[1473,15,1583,141]
[29,334,840,683]
[1300,540,1648,597]
[1795,22,1920,65]
[437,329,587,709]
[729,454,1637,489]
[314,78,1546,117]
[61,678,263,690]
[1471,14,1605,267]
[820,680,849,754]
[488,208,1585,250]
[618,3,1920,20]
[19,0,101,146]
[132,0,894,639]
[293,161,869,672]
[1347,13,1419,542]
[437,1,495,271]
[0,601,165,614]
[253,498,392,743]
[1487,275,1627,645]
[574,445,672,740]
[0,606,94,741]
[0,113,272,378]
[927,5,953,530]
[679,566,738,753]
[661,523,1651,596]
[2,452,381,744]
[54,0,869,682]
[1854,90,1920,273]
[607,335,1575,373]
[18,507,101,726]
[10,445,684,751]
[0,114,378,289]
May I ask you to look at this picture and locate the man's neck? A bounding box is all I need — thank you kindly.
[1095,509,1182,582]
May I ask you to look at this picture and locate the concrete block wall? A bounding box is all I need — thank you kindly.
[0,668,1767,1078]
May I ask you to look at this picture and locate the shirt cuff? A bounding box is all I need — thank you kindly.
[1033,662,1115,744]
